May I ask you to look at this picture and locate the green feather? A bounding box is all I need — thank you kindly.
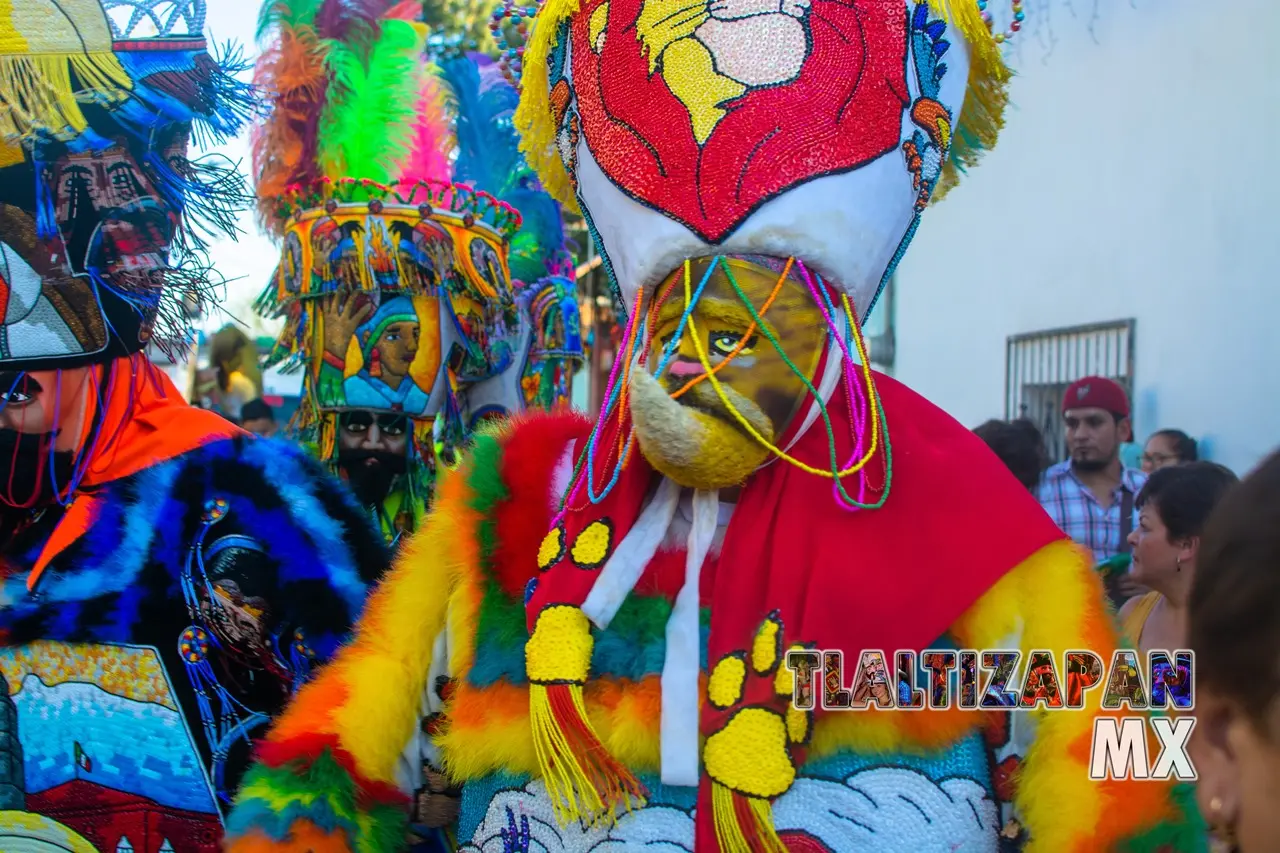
[317,18,426,184]
[256,0,324,43]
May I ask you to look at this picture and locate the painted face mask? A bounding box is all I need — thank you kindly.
[1,0,252,519]
[633,256,828,489]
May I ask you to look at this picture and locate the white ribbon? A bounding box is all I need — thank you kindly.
[660,488,719,787]
[581,477,681,630]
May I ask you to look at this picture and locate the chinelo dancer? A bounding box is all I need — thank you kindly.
[0,1,391,849]
[253,0,580,548]
[225,1,1205,851]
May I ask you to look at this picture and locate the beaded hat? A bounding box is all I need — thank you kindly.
[514,0,1011,322]
[0,0,253,368]
[515,273,584,410]
[254,1,573,523]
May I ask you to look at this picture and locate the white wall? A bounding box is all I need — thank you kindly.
[893,0,1280,476]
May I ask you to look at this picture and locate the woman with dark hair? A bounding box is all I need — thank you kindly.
[1188,451,1280,853]
[973,417,1047,491]
[1120,461,1238,656]
[209,325,263,422]
[1141,428,1199,472]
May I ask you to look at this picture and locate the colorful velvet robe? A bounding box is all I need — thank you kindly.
[225,379,1206,853]
[0,436,387,853]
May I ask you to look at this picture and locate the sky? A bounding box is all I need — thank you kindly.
[200,0,281,340]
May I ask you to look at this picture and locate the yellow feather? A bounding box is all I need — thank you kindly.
[513,0,584,213]
[325,464,479,784]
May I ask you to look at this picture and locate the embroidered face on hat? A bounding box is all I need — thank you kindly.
[0,0,253,370]
[516,0,1009,321]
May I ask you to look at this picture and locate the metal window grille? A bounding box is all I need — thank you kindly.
[1005,319,1136,464]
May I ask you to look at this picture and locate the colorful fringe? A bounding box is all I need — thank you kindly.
[0,52,133,141]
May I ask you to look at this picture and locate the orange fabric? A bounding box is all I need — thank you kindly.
[28,352,245,589]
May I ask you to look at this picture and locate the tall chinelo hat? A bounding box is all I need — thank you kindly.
[253,1,572,506]
[514,0,1011,322]
[0,0,255,369]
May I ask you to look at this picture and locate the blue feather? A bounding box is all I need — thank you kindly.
[439,54,567,284]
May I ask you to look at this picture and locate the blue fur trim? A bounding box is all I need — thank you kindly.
[6,457,180,609]
[1,437,376,648]
[239,439,369,617]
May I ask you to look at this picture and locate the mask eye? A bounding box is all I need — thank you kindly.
[709,331,757,358]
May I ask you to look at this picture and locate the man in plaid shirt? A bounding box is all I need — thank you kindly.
[1037,376,1147,607]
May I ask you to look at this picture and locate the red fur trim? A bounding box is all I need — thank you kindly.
[490,409,594,597]
[254,734,410,808]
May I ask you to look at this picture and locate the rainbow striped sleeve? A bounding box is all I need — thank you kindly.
[225,459,484,852]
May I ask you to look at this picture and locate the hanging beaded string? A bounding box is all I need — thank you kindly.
[978,0,1025,44]
[489,0,535,88]
[706,259,890,507]
[556,256,894,519]
[794,262,889,505]
[556,263,724,520]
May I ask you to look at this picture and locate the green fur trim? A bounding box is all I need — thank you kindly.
[1116,781,1209,853]
[470,576,529,686]
[465,431,509,563]
[228,749,408,853]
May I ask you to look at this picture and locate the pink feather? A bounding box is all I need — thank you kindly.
[396,71,454,185]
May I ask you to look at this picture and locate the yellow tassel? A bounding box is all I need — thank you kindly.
[923,0,1012,203]
[526,605,646,828]
[530,682,610,826]
[0,53,132,141]
[711,782,787,853]
[513,0,584,214]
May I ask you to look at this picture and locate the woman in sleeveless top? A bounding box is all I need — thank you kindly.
[1120,462,1238,654]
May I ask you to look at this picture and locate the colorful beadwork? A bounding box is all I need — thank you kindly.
[978,0,1026,44]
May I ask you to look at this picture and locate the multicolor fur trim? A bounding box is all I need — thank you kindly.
[224,415,1203,852]
[1,436,385,654]
[949,540,1205,852]
[225,410,591,852]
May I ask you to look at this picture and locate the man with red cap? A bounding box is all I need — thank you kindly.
[1038,376,1147,606]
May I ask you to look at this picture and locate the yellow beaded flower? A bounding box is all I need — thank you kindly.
[570,519,613,569]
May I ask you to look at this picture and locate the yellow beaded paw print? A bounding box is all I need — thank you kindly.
[703,611,812,799]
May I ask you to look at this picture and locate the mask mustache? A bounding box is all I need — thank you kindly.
[629,369,774,489]
[666,375,775,441]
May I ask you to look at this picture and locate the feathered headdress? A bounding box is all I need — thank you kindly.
[252,0,454,236]
[253,2,557,544]
[440,52,570,286]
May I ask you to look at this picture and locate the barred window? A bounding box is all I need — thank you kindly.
[1005,319,1136,463]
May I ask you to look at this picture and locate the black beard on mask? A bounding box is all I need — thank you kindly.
[0,428,77,542]
[337,448,408,508]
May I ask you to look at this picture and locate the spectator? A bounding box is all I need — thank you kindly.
[1119,461,1238,655]
[973,418,1047,491]
[1188,450,1280,853]
[240,399,277,437]
[210,326,263,423]
[1141,428,1199,473]
[1037,376,1147,607]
